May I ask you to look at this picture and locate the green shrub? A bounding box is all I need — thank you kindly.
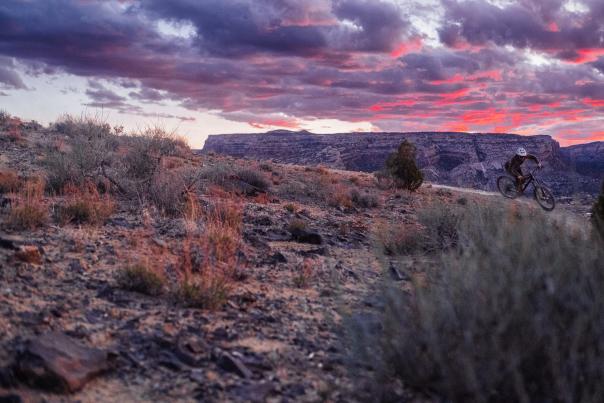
[592,179,604,236]
[117,264,165,296]
[348,204,604,402]
[384,140,423,191]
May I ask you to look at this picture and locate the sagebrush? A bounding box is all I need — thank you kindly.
[349,203,604,402]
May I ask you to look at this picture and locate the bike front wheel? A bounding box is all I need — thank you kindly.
[497,176,518,199]
[534,186,555,211]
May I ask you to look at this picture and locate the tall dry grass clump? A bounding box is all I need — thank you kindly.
[7,177,48,229]
[56,182,115,225]
[176,196,244,309]
[0,170,20,194]
[349,202,604,402]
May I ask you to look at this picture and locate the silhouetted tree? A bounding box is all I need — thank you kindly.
[593,179,604,236]
[385,140,423,191]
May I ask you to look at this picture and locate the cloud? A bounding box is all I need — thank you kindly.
[0,57,26,89]
[0,0,601,143]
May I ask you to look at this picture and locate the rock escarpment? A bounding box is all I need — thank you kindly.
[203,130,601,195]
[561,141,604,178]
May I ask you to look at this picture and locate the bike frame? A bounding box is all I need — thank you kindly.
[520,169,546,192]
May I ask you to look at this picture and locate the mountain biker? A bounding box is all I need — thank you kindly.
[505,147,542,192]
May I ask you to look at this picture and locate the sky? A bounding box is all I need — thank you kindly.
[0,0,603,148]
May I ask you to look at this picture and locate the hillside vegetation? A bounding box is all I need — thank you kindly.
[0,113,602,402]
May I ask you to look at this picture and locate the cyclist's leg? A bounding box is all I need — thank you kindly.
[509,166,523,192]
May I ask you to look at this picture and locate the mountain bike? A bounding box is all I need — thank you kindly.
[497,167,556,211]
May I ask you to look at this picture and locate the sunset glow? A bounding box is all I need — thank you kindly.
[0,0,603,147]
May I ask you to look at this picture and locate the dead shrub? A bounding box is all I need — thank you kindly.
[350,188,379,208]
[327,184,354,210]
[284,203,297,213]
[8,177,48,230]
[417,204,460,251]
[293,258,315,288]
[0,170,20,194]
[376,222,424,256]
[287,218,307,233]
[56,183,115,225]
[117,264,165,296]
[235,169,269,195]
[148,166,202,217]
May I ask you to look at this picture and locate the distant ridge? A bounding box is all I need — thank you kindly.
[202,130,602,196]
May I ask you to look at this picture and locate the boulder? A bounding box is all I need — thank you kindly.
[14,332,111,393]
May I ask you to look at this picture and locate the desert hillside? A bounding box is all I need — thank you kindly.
[1,114,603,402]
[203,130,603,198]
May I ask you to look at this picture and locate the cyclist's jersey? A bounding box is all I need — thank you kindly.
[506,154,539,176]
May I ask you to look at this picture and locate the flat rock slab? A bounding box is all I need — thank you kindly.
[14,332,111,393]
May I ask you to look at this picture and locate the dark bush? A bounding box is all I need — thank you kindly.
[384,140,423,191]
[348,204,604,402]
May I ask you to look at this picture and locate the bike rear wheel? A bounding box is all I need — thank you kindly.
[534,185,555,211]
[497,176,518,199]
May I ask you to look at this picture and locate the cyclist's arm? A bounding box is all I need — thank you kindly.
[527,154,542,168]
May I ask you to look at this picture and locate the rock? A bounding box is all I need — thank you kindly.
[0,234,25,250]
[152,237,167,248]
[14,246,42,265]
[13,332,111,393]
[174,335,208,367]
[389,264,409,282]
[68,259,88,273]
[265,252,287,265]
[290,228,323,245]
[252,216,272,226]
[217,352,252,379]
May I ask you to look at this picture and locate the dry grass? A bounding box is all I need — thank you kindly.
[293,258,315,288]
[0,170,20,194]
[7,177,48,230]
[327,184,354,210]
[287,218,307,233]
[56,182,115,225]
[176,197,244,309]
[117,264,165,296]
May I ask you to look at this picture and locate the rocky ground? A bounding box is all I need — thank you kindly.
[0,118,595,402]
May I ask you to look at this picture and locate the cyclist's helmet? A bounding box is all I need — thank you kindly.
[516,147,527,157]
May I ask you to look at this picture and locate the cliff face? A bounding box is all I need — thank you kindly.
[561,141,604,178]
[202,131,601,195]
